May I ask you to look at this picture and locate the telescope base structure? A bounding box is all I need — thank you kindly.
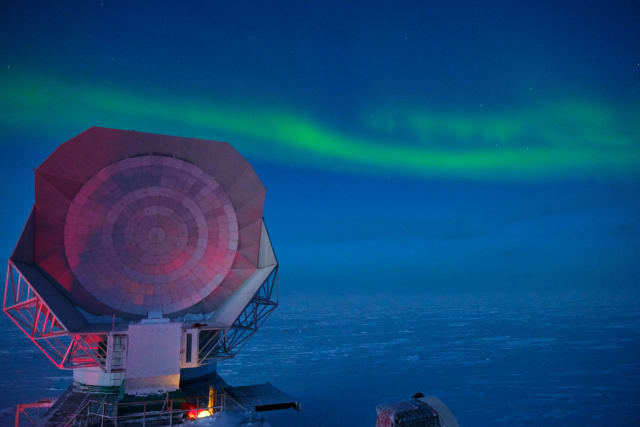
[73,368,125,388]
[29,372,298,426]
[72,362,219,389]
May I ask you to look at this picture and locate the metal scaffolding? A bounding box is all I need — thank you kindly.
[4,261,279,371]
[200,266,279,362]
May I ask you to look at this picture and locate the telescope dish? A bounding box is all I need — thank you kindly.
[31,127,267,318]
[64,155,238,315]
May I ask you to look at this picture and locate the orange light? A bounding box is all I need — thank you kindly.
[197,410,211,418]
[187,408,211,420]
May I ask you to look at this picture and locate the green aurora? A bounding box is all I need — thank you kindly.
[2,73,639,181]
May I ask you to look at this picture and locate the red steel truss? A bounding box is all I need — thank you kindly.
[3,261,112,370]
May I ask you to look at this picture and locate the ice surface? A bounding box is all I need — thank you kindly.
[1,290,639,426]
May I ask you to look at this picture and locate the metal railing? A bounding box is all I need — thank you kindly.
[64,391,225,426]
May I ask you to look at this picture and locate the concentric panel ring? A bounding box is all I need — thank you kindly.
[64,155,238,315]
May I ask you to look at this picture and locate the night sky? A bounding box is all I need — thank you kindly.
[1,1,639,293]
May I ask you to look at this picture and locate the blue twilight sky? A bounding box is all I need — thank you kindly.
[1,1,639,292]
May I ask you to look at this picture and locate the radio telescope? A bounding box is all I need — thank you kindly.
[4,128,294,424]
